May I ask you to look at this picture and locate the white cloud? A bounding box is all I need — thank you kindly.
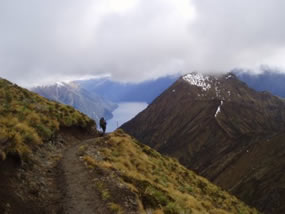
[0,0,285,87]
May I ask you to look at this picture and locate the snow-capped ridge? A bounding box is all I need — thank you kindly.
[35,81,68,89]
[35,81,81,90]
[55,82,65,87]
[182,73,211,91]
[182,72,239,101]
[225,74,233,80]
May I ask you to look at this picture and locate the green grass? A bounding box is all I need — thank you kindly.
[108,202,124,214]
[0,78,95,162]
[81,129,260,214]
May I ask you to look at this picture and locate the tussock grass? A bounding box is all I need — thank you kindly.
[0,78,94,162]
[82,129,260,214]
[108,202,124,214]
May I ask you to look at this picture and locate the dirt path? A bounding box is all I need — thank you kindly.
[57,140,109,214]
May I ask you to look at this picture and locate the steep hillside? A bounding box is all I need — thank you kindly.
[75,75,177,104]
[32,82,117,123]
[0,77,259,214]
[77,129,259,214]
[122,72,285,213]
[0,78,95,162]
[0,77,96,213]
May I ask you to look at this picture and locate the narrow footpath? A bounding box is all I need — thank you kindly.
[57,139,109,214]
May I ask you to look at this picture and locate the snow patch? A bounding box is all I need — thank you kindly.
[226,74,233,80]
[39,81,67,89]
[215,106,221,118]
[55,82,65,87]
[183,73,211,91]
[215,86,221,97]
[215,100,224,118]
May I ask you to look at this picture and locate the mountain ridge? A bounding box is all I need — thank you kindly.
[0,77,259,213]
[74,75,178,104]
[31,82,117,123]
[122,72,285,213]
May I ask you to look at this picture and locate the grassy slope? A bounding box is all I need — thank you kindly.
[80,129,259,214]
[0,78,94,162]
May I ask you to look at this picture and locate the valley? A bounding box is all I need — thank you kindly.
[106,102,148,132]
[1,73,285,213]
[2,1,285,213]
[31,76,174,132]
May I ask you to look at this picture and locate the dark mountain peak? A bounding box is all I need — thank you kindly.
[181,72,237,84]
[177,72,257,102]
[122,73,285,213]
[181,72,215,91]
[173,72,284,111]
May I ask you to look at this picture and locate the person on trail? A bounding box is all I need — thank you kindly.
[99,117,107,135]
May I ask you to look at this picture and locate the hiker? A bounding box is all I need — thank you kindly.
[99,117,107,135]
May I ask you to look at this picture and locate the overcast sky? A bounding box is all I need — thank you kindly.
[1,0,285,87]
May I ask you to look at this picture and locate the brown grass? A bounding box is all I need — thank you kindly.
[0,78,95,162]
[81,129,260,214]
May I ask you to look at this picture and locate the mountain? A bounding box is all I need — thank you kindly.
[0,77,96,213]
[0,78,94,162]
[0,77,258,213]
[122,72,285,214]
[234,68,285,98]
[74,75,178,104]
[75,129,259,214]
[31,82,117,123]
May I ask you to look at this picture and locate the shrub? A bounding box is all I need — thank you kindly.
[5,132,32,162]
[102,189,110,200]
[163,202,186,214]
[83,155,97,168]
[186,186,193,193]
[108,203,124,214]
[15,123,42,145]
[35,124,53,140]
[143,186,170,208]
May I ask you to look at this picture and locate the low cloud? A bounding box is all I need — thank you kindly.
[1,0,285,86]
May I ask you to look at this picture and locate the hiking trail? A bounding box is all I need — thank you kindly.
[57,138,109,214]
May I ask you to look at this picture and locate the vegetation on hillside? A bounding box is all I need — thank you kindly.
[0,78,95,162]
[80,129,259,214]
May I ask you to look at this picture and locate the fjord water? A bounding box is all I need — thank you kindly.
[107,102,148,132]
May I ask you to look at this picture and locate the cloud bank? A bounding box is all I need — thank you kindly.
[1,0,285,86]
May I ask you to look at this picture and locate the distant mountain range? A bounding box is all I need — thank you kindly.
[74,75,178,104]
[74,70,285,105]
[122,72,285,214]
[31,82,117,123]
[31,75,177,125]
[234,68,285,98]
